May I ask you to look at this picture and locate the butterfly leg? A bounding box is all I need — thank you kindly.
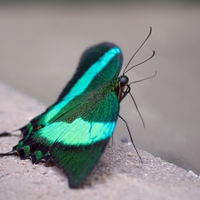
[118,114,143,163]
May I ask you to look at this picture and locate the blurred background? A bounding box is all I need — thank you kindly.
[0,1,200,175]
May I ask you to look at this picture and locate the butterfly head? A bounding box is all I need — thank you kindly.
[119,75,129,88]
[117,75,130,102]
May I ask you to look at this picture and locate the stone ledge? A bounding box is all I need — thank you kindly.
[0,82,200,200]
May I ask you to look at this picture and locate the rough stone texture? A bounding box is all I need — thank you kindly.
[0,82,200,200]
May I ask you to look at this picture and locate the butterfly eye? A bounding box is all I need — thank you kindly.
[119,75,129,87]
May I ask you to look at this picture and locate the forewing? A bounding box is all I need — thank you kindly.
[18,42,122,135]
[16,42,123,134]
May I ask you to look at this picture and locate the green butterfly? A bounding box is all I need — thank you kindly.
[0,28,155,188]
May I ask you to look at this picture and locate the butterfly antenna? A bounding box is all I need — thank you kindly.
[123,27,153,74]
[129,71,157,85]
[118,115,143,163]
[124,50,155,74]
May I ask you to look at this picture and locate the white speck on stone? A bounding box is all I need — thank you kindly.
[188,170,199,178]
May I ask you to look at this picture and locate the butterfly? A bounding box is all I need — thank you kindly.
[0,28,155,188]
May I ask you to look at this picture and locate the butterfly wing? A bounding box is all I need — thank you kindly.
[15,90,119,188]
[12,42,123,188]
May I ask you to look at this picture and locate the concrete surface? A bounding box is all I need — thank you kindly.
[0,83,200,199]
